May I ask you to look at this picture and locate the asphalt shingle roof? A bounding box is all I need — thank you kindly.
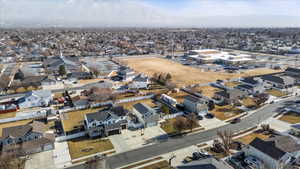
[249,137,286,160]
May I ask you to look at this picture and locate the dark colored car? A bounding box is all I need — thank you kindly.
[205,113,215,119]
[197,115,203,120]
[231,118,241,124]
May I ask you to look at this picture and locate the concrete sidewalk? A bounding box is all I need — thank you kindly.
[25,150,56,169]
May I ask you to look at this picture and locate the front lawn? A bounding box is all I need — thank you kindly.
[235,130,271,144]
[266,89,287,97]
[68,137,114,160]
[160,117,200,135]
[279,111,300,124]
[203,147,228,159]
[139,161,171,169]
[242,97,257,108]
[211,105,244,120]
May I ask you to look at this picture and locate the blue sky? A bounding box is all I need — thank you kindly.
[1,0,300,27]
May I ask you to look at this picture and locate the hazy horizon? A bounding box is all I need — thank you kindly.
[1,0,300,28]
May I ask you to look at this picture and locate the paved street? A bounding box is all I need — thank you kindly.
[68,96,298,169]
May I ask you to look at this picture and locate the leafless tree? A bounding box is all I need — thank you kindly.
[186,113,198,132]
[216,130,233,156]
[90,67,101,78]
[85,156,106,169]
[173,116,187,134]
[0,75,10,90]
[260,124,273,134]
[0,144,30,169]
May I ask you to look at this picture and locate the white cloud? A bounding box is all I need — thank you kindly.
[0,0,299,27]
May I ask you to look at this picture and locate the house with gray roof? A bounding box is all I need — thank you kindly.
[117,66,137,82]
[244,136,300,169]
[260,75,295,90]
[128,74,150,89]
[183,95,208,115]
[17,90,53,109]
[285,67,300,77]
[133,103,160,127]
[237,77,266,95]
[214,89,247,105]
[84,107,128,138]
[43,54,81,74]
[0,121,54,155]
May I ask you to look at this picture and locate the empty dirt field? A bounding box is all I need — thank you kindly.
[119,57,281,87]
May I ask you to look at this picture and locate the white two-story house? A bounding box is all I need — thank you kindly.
[84,106,128,138]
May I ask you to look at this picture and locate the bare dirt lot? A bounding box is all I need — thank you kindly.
[119,57,281,87]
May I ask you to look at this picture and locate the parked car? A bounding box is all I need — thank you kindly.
[231,118,241,124]
[197,115,203,120]
[244,156,263,169]
[205,113,214,119]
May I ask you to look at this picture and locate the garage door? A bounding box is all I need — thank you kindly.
[107,129,120,136]
[121,124,127,129]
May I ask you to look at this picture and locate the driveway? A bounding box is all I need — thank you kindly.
[110,134,131,153]
[53,141,72,169]
[25,150,56,169]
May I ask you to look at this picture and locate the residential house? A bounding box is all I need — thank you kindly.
[244,136,300,169]
[117,66,137,82]
[237,77,266,95]
[0,121,54,155]
[18,90,53,109]
[285,67,300,84]
[285,67,300,77]
[176,156,233,169]
[41,77,57,86]
[43,54,81,74]
[67,72,93,81]
[183,95,208,115]
[71,95,89,108]
[260,75,295,90]
[132,103,160,127]
[214,89,247,105]
[84,106,128,138]
[128,74,150,89]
